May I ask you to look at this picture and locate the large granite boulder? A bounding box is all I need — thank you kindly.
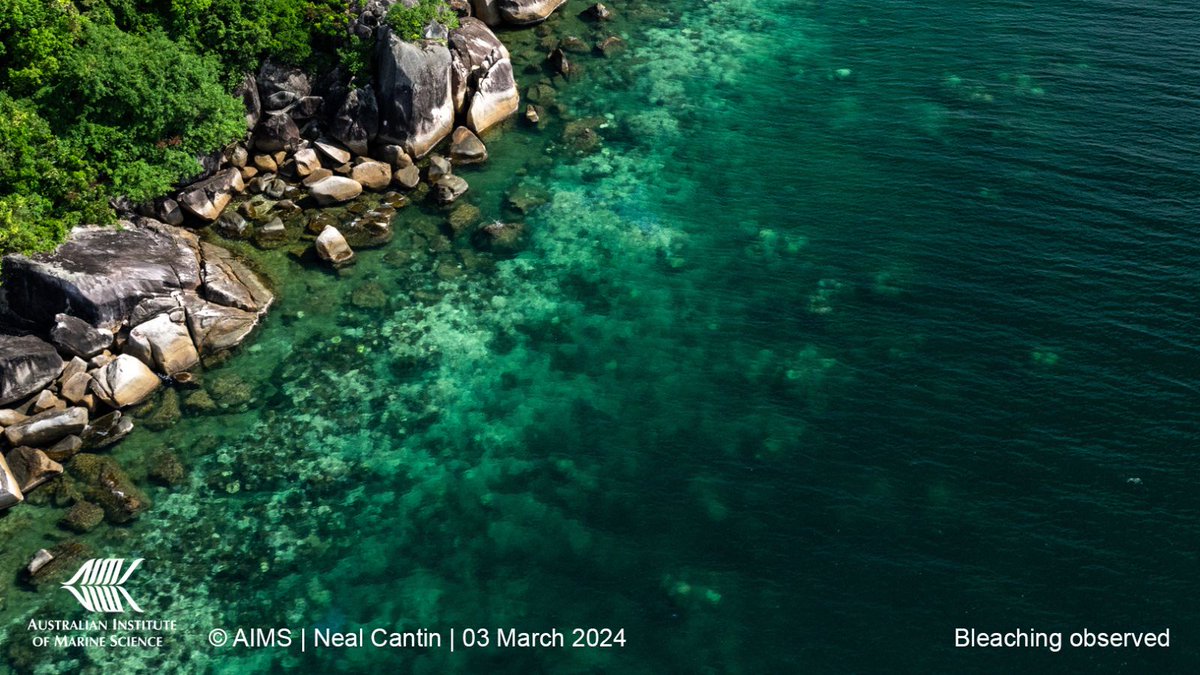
[178,168,245,222]
[0,335,64,405]
[49,314,112,358]
[3,407,88,447]
[1,221,202,329]
[5,447,63,493]
[376,30,455,158]
[255,111,301,153]
[258,62,312,103]
[471,0,502,25]
[331,86,380,157]
[182,296,262,355]
[126,313,199,376]
[233,73,262,130]
[497,0,565,24]
[449,18,520,133]
[199,243,274,314]
[309,176,363,205]
[91,355,160,408]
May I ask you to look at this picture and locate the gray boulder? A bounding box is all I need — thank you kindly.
[0,335,64,405]
[331,86,380,156]
[1,221,202,328]
[497,0,566,24]
[309,176,363,205]
[376,30,455,158]
[199,243,274,315]
[182,295,263,355]
[449,18,520,133]
[434,175,470,204]
[450,126,488,164]
[315,226,356,267]
[5,447,63,493]
[258,62,311,101]
[255,111,301,153]
[49,314,112,358]
[0,454,23,509]
[126,313,199,376]
[3,407,88,447]
[233,73,262,130]
[179,168,245,222]
[91,355,160,408]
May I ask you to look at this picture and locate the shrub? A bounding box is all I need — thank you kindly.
[386,0,459,42]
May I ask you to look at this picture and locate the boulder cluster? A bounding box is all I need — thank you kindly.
[0,220,273,512]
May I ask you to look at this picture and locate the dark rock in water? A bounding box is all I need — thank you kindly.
[448,204,483,234]
[255,111,301,153]
[215,211,250,239]
[558,36,590,53]
[264,178,288,199]
[472,220,526,253]
[233,73,261,131]
[525,104,541,124]
[331,86,380,157]
[351,282,388,309]
[585,3,611,20]
[80,411,133,450]
[1,221,203,328]
[49,314,112,359]
[563,117,603,152]
[0,336,63,406]
[506,181,550,213]
[179,168,245,222]
[60,500,104,533]
[548,48,574,78]
[143,388,181,431]
[5,446,63,493]
[4,407,88,447]
[449,18,521,133]
[596,35,626,57]
[258,61,311,102]
[434,175,470,205]
[450,126,488,164]
[69,454,149,523]
[497,0,566,25]
[376,29,455,158]
[148,450,185,487]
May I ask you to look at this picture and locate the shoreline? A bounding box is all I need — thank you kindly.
[0,1,617,585]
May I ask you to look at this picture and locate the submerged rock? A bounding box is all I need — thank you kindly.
[471,220,526,253]
[69,454,149,523]
[0,335,64,406]
[60,501,105,532]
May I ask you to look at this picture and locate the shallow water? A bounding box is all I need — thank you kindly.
[3,0,1199,672]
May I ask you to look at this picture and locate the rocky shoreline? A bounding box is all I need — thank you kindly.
[0,0,616,578]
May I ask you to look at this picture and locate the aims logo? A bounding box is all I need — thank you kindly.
[61,559,145,613]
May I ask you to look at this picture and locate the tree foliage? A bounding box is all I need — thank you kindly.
[386,0,459,43]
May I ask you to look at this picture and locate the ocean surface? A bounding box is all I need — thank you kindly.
[3,0,1199,672]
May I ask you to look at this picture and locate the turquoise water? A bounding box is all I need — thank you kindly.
[5,0,1200,672]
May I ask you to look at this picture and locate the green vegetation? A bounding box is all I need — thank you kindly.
[0,0,357,256]
[386,0,459,43]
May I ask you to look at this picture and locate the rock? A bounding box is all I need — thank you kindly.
[331,86,380,157]
[143,388,181,431]
[428,154,453,182]
[264,90,298,111]
[315,226,356,267]
[229,145,249,168]
[548,48,573,78]
[69,454,148,523]
[252,154,278,173]
[182,295,262,355]
[377,145,413,170]
[148,451,185,487]
[255,111,301,153]
[288,95,325,119]
[45,435,83,462]
[596,35,625,57]
[0,335,64,405]
[60,371,91,405]
[309,176,363,205]
[4,407,87,447]
[448,204,482,233]
[257,217,287,244]
[6,447,63,492]
[156,197,184,226]
[472,220,526,253]
[450,126,488,164]
[351,160,392,190]
[27,549,54,576]
[302,168,334,188]
[294,148,322,177]
[394,164,421,189]
[471,0,502,25]
[258,62,311,102]
[207,372,253,410]
[315,139,353,166]
[215,211,250,239]
[264,178,287,200]
[558,36,589,53]
[60,501,104,533]
[0,409,27,426]
[92,355,159,408]
[434,175,470,204]
[0,454,24,508]
[183,389,216,413]
[2,221,210,329]
[497,0,565,25]
[351,282,388,309]
[376,30,455,158]
[200,242,274,314]
[50,315,112,360]
[79,410,133,449]
[449,18,521,134]
[32,390,62,413]
[127,314,200,376]
[525,104,541,124]
[233,74,261,130]
[585,2,611,20]
[178,168,245,222]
